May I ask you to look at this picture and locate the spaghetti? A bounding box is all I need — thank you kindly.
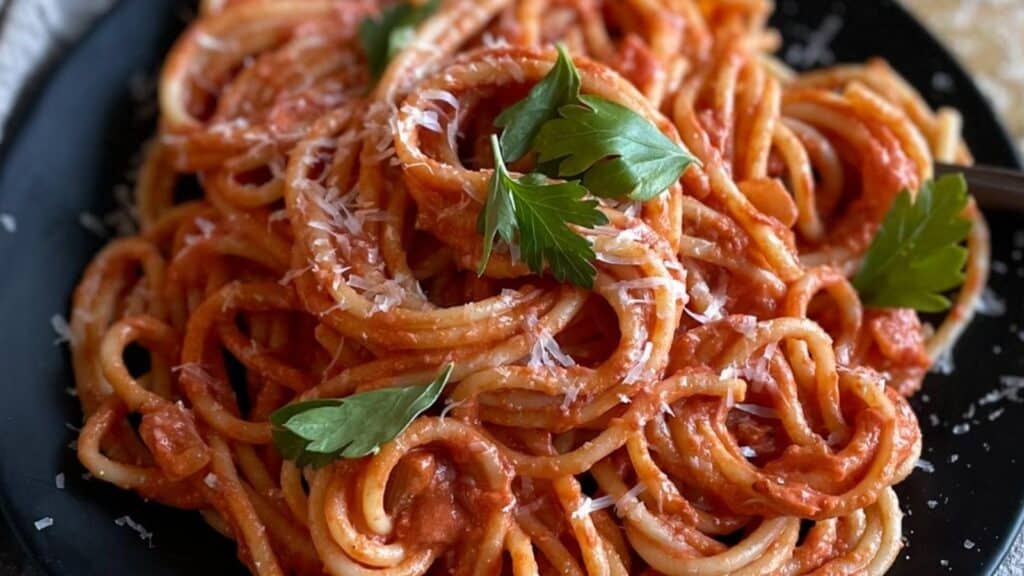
[69,1,986,575]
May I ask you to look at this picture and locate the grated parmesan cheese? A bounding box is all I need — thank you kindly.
[34,517,54,531]
[691,281,729,324]
[623,342,653,385]
[931,346,955,375]
[78,212,108,237]
[561,383,581,412]
[421,89,459,109]
[622,201,642,218]
[615,484,647,513]
[403,104,443,133]
[733,403,779,419]
[963,403,976,420]
[571,494,616,520]
[115,515,154,548]
[195,217,216,237]
[105,184,139,237]
[980,375,1024,406]
[528,331,576,370]
[783,14,843,68]
[729,315,757,336]
[975,287,1006,317]
[931,71,954,93]
[55,473,65,490]
[0,212,16,233]
[481,32,510,48]
[347,274,407,314]
[915,459,935,474]
[439,398,469,421]
[195,31,234,53]
[720,342,777,391]
[279,262,314,286]
[308,186,385,237]
[51,314,74,345]
[611,277,687,311]
[595,250,645,266]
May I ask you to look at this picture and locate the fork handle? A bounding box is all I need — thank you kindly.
[935,162,1024,211]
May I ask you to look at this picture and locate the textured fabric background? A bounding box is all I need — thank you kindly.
[0,0,1019,573]
[903,0,1024,158]
[0,0,114,137]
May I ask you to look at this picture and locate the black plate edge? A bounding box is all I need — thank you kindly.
[879,3,1024,571]
[885,3,1024,571]
[0,2,144,574]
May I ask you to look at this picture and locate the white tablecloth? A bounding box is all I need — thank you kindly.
[0,0,1019,574]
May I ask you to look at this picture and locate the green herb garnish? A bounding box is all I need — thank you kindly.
[477,135,608,288]
[494,44,584,163]
[853,174,972,312]
[358,0,440,79]
[534,96,699,201]
[271,363,453,467]
[479,44,698,286]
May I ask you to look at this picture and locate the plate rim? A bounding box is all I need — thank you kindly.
[873,2,1022,170]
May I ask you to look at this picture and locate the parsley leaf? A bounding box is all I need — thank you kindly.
[485,45,695,285]
[477,147,517,276]
[358,0,440,79]
[853,174,972,312]
[534,96,699,201]
[477,135,608,288]
[271,363,453,468]
[495,44,584,163]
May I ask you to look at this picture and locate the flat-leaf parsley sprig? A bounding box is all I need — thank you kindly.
[534,96,698,201]
[479,43,699,287]
[271,363,454,468]
[494,44,584,163]
[359,0,440,80]
[478,135,608,288]
[853,174,972,312]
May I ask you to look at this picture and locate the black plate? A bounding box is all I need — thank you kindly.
[0,0,1021,574]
